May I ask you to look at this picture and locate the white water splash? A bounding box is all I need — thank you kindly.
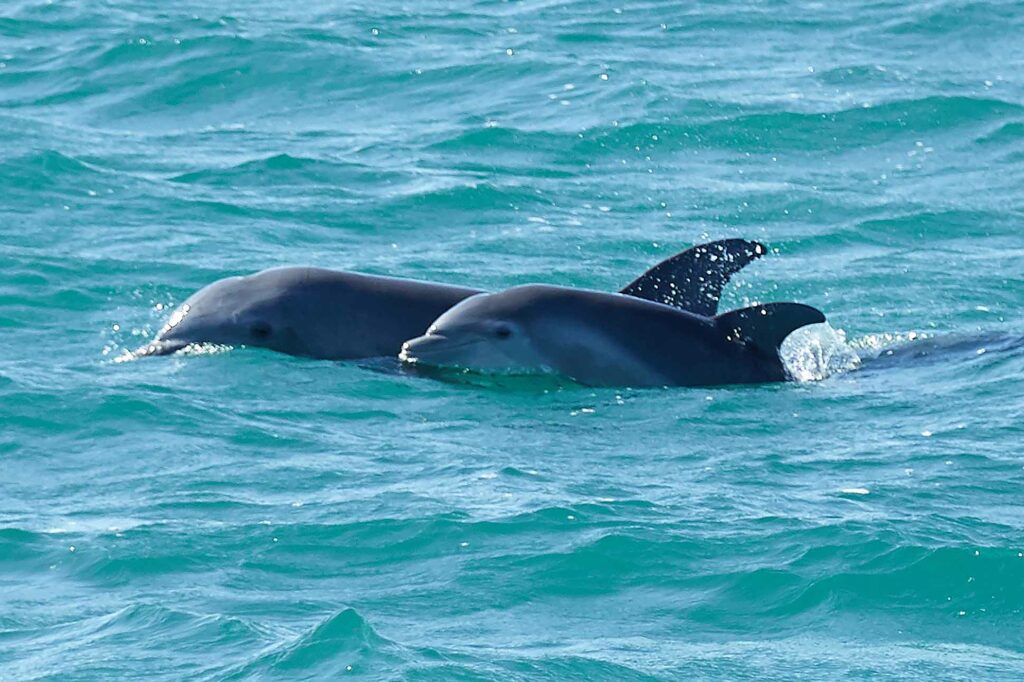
[780,323,862,382]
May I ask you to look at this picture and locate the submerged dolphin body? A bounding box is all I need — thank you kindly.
[400,285,826,387]
[137,239,766,361]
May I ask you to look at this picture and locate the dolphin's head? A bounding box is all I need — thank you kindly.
[137,271,305,357]
[400,289,551,373]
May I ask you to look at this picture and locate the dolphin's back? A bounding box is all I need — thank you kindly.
[275,268,483,359]
[508,285,822,386]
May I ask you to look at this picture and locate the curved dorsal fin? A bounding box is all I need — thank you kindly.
[715,302,826,359]
[619,239,766,317]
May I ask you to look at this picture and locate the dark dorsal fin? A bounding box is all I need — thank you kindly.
[714,302,826,359]
[619,239,766,317]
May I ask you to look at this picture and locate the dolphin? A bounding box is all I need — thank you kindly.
[135,239,766,361]
[399,285,826,387]
[138,268,480,359]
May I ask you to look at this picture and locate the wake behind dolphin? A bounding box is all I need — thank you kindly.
[134,239,766,361]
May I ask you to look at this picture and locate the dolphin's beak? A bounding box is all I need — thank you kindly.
[399,334,436,364]
[132,338,189,357]
[400,333,466,365]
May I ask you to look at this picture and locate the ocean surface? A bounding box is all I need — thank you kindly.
[2,0,1023,679]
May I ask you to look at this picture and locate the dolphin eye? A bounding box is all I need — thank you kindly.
[250,322,273,339]
[495,324,513,339]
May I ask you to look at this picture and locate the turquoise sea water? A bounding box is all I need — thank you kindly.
[2,1,1024,678]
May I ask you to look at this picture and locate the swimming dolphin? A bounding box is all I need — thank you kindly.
[399,285,826,387]
[138,268,480,359]
[135,239,766,361]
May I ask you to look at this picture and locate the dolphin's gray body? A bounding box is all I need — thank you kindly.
[138,239,767,361]
[400,285,826,387]
[140,268,481,359]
